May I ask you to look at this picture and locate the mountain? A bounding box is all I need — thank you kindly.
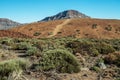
[0,18,21,30]
[40,10,90,21]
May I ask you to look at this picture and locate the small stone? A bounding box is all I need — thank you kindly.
[83,74,88,77]
[99,62,107,69]
[81,67,89,71]
[70,77,78,80]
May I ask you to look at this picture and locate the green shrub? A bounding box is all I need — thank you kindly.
[96,43,115,54]
[89,48,99,56]
[66,40,100,56]
[26,46,39,56]
[12,42,31,50]
[109,39,120,51]
[37,49,80,73]
[0,59,28,79]
[97,58,104,63]
[90,66,100,72]
[32,41,43,51]
[33,32,41,36]
[116,78,120,80]
[12,38,23,43]
[0,38,13,46]
[0,45,2,49]
[66,40,116,56]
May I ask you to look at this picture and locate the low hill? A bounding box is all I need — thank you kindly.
[0,18,21,30]
[10,18,120,39]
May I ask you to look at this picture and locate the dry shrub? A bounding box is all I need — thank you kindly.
[104,52,120,66]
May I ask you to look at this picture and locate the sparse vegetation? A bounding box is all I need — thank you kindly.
[57,31,62,34]
[76,29,80,32]
[116,27,120,33]
[95,42,115,54]
[66,40,115,56]
[105,25,112,31]
[92,24,97,29]
[29,28,32,31]
[48,32,53,35]
[0,37,120,79]
[33,32,41,36]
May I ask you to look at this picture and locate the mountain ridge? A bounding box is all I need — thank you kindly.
[0,18,21,30]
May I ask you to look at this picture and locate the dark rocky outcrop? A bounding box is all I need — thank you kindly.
[40,10,90,22]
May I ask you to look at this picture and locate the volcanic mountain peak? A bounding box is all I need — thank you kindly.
[40,10,90,21]
[0,18,21,30]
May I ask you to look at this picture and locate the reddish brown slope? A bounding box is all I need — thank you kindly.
[58,18,120,39]
[10,18,120,39]
[0,30,31,38]
[10,20,65,38]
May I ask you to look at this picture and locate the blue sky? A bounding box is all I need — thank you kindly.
[0,0,120,23]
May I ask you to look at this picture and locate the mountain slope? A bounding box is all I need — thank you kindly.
[0,18,21,30]
[40,10,90,21]
[0,30,31,38]
[10,18,120,39]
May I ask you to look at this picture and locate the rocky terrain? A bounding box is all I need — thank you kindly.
[0,18,21,30]
[40,10,90,21]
